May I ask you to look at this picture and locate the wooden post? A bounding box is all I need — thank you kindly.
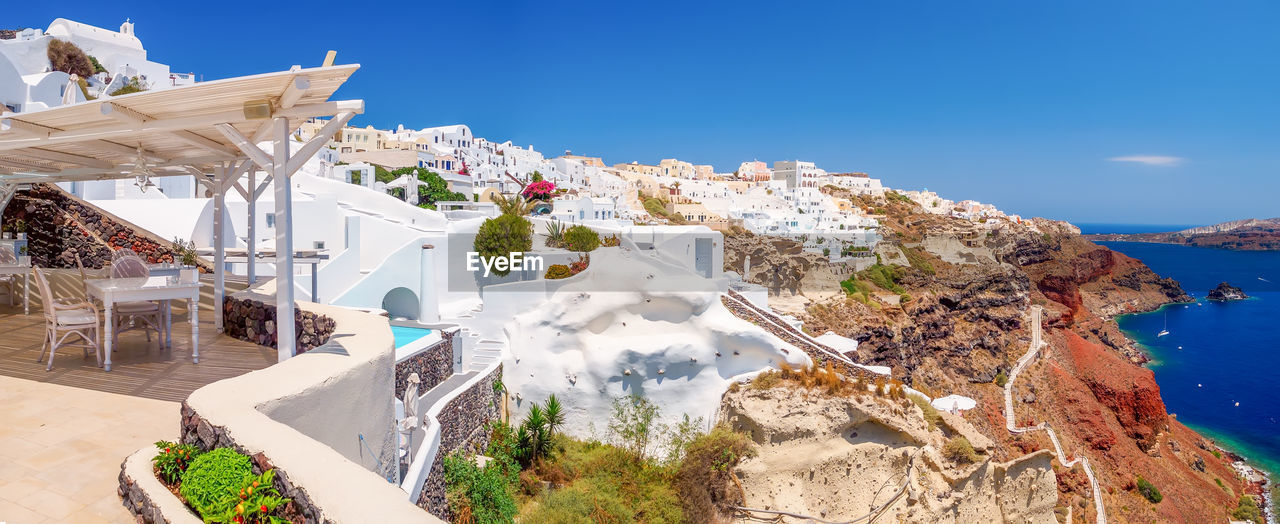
[273,117,296,360]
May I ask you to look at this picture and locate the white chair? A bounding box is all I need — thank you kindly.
[34,266,101,371]
[0,245,19,306]
[107,249,166,347]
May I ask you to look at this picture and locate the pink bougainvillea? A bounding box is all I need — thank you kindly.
[522,180,556,201]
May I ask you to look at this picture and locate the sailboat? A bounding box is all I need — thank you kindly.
[1157,312,1170,337]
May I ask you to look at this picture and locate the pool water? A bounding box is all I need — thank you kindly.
[390,325,433,348]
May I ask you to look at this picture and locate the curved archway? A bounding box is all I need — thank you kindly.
[382,287,420,320]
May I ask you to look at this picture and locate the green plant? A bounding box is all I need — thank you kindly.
[544,221,565,248]
[901,246,935,275]
[110,77,145,96]
[1232,495,1262,523]
[443,453,518,524]
[563,225,600,252]
[179,448,253,519]
[860,263,904,293]
[88,54,107,73]
[1135,476,1162,503]
[942,436,980,464]
[608,395,660,461]
[908,394,939,431]
[675,424,756,522]
[544,394,565,436]
[664,414,705,465]
[472,214,533,277]
[600,234,621,247]
[995,370,1009,387]
[1212,449,1222,459]
[489,192,536,216]
[152,440,203,485]
[544,264,572,280]
[213,469,290,524]
[172,237,199,266]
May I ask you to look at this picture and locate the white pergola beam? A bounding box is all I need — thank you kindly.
[215,124,274,174]
[0,118,58,139]
[0,100,364,153]
[99,102,152,126]
[278,77,311,110]
[171,130,238,157]
[282,111,354,177]
[13,148,113,169]
[85,140,169,163]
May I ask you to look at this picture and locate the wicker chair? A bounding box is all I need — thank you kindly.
[0,245,19,306]
[34,266,101,371]
[106,249,166,347]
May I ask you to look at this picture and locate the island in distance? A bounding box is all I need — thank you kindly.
[1207,282,1249,301]
[1084,217,1280,250]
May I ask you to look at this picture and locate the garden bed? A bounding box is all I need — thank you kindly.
[121,442,300,524]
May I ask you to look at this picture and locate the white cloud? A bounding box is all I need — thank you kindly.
[1107,155,1185,167]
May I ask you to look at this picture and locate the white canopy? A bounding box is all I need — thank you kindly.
[931,394,977,412]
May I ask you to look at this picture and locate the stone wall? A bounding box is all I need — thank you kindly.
[394,329,455,398]
[416,364,503,518]
[223,295,336,354]
[1,184,212,270]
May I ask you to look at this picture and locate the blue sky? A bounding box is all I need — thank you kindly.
[13,1,1280,225]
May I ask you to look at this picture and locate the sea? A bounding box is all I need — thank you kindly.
[1078,224,1279,503]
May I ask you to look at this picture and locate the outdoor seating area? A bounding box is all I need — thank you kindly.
[0,266,274,402]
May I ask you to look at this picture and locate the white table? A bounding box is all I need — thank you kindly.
[0,263,30,315]
[85,276,201,371]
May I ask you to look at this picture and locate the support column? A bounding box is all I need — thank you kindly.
[273,117,296,361]
[247,168,257,284]
[212,164,226,333]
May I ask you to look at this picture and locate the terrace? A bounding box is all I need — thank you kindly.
[0,60,450,522]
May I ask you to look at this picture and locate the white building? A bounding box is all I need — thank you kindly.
[772,160,826,189]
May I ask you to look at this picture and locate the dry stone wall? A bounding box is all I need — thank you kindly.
[223,295,336,354]
[2,184,211,270]
[394,329,455,398]
[416,364,503,519]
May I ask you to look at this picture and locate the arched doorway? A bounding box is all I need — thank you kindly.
[382,287,420,320]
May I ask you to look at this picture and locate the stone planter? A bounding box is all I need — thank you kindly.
[119,448,203,524]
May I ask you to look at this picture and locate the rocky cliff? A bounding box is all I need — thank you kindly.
[1207,282,1248,301]
[733,192,1260,523]
[1084,217,1280,251]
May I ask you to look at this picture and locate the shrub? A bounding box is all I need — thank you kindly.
[1232,495,1262,523]
[524,484,633,523]
[1135,476,1162,503]
[152,440,202,485]
[860,263,904,293]
[600,234,621,247]
[943,436,980,464]
[212,469,290,524]
[109,78,145,96]
[675,425,756,522]
[563,225,599,252]
[901,246,936,275]
[443,453,518,524]
[472,214,533,277]
[47,39,94,77]
[608,395,660,461]
[88,55,106,73]
[179,448,253,519]
[544,264,572,280]
[995,370,1009,387]
[908,394,939,431]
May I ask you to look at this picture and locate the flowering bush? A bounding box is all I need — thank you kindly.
[522,180,556,201]
[214,469,291,524]
[569,254,590,275]
[152,440,202,485]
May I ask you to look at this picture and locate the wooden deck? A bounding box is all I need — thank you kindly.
[0,303,276,403]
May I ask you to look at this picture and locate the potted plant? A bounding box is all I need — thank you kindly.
[13,219,26,240]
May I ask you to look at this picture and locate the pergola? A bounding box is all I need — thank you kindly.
[0,61,364,362]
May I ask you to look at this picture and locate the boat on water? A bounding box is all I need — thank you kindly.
[1157,312,1170,337]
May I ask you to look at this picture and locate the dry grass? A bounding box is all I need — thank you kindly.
[750,361,857,396]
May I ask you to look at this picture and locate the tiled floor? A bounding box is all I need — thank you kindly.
[0,375,179,523]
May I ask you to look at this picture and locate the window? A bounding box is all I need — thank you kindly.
[266,213,276,227]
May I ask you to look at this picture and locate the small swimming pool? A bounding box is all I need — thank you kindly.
[391,325,433,348]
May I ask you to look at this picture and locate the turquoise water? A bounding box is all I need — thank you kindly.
[1100,241,1280,477]
[391,325,433,348]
